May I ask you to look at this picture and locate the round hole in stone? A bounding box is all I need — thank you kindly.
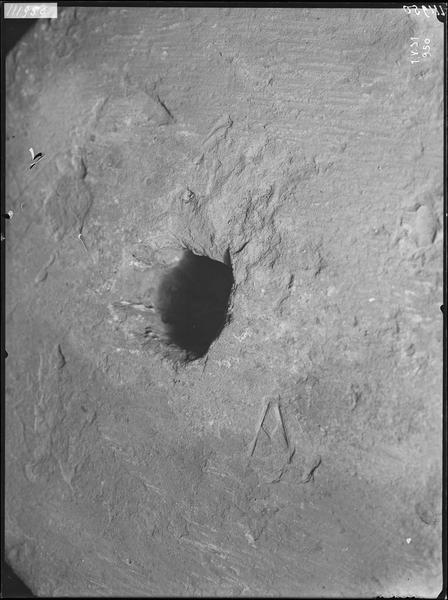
[156,249,234,360]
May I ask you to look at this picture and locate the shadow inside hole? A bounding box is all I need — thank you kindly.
[157,250,234,359]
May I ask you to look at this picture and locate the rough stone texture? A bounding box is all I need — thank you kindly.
[5,7,442,597]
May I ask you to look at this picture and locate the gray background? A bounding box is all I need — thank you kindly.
[5,7,443,597]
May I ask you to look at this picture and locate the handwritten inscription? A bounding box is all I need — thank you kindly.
[410,37,431,63]
[4,3,57,18]
[403,4,445,17]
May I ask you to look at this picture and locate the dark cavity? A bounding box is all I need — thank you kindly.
[156,250,234,360]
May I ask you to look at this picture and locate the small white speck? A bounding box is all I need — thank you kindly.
[406,537,412,544]
[368,297,376,302]
[245,531,256,545]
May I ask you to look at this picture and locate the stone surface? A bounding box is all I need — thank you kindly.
[5,7,443,597]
